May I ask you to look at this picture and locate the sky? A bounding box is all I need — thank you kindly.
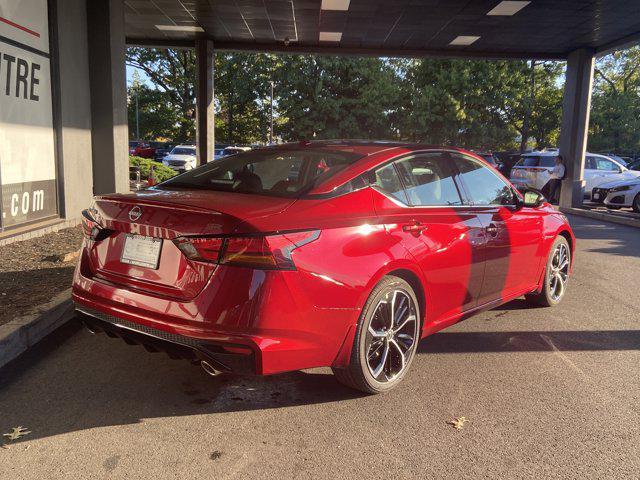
[126,65,152,87]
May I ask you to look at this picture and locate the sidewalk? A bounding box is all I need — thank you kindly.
[0,226,81,368]
[560,203,640,229]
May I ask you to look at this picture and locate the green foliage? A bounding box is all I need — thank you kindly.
[589,46,640,153]
[126,45,639,155]
[214,53,274,144]
[126,48,196,142]
[274,56,402,141]
[129,156,177,183]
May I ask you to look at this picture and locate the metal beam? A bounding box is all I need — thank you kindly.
[596,30,640,57]
[127,37,567,61]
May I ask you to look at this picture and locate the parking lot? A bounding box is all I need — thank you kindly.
[0,214,638,479]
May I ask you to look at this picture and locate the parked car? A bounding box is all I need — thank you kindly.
[510,151,560,191]
[129,141,141,155]
[597,153,628,166]
[130,142,155,159]
[223,145,252,156]
[474,151,499,167]
[496,153,522,178]
[628,159,640,171]
[213,144,230,160]
[592,179,640,212]
[162,145,197,172]
[74,141,574,394]
[511,151,639,198]
[153,142,174,162]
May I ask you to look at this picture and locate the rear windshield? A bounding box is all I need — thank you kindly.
[159,148,363,197]
[517,156,556,168]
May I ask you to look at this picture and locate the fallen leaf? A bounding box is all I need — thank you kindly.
[3,427,31,441]
[447,417,468,430]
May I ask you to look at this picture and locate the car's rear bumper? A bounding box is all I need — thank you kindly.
[75,305,257,374]
[72,258,357,375]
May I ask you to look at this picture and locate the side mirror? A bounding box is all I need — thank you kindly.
[522,189,545,208]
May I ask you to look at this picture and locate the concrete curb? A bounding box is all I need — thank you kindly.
[0,289,75,369]
[560,207,640,229]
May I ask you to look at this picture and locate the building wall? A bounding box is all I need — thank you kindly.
[54,0,94,220]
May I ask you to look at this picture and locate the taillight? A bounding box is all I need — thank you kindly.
[81,209,114,241]
[173,230,320,270]
[173,237,224,263]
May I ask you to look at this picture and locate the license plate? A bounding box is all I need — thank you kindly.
[121,234,162,269]
[593,193,600,199]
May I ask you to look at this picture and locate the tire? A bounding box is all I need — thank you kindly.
[633,193,640,213]
[525,236,571,307]
[332,276,420,394]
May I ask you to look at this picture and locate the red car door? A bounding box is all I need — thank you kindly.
[371,152,487,326]
[451,154,544,304]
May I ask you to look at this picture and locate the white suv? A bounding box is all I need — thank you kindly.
[162,145,197,172]
[510,151,639,198]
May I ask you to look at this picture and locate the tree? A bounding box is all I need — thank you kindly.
[214,53,275,144]
[589,46,640,153]
[274,55,402,141]
[126,47,196,142]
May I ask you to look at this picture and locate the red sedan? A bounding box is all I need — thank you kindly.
[74,141,574,393]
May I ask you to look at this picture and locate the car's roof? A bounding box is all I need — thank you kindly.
[254,140,466,157]
[257,140,487,195]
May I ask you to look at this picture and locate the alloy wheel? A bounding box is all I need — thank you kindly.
[548,242,570,302]
[365,289,418,382]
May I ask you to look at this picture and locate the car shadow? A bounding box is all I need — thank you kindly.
[2,317,639,445]
[0,321,364,444]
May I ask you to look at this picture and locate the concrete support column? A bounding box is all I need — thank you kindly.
[86,0,129,194]
[196,39,215,166]
[559,48,595,208]
[51,0,94,219]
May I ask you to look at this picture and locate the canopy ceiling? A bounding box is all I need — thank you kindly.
[124,0,640,59]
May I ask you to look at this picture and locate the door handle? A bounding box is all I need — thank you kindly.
[402,222,427,235]
[486,224,498,237]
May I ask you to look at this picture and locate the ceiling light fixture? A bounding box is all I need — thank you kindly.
[321,0,350,10]
[487,1,531,16]
[319,31,342,42]
[155,25,204,32]
[449,35,480,46]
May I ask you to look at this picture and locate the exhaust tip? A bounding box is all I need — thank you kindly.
[201,360,222,377]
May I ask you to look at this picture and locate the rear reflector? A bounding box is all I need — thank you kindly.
[174,230,320,270]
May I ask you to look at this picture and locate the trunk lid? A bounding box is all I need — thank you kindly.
[85,189,295,299]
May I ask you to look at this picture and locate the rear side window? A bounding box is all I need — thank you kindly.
[453,155,515,206]
[373,163,407,203]
[595,158,617,171]
[160,149,363,198]
[394,153,463,206]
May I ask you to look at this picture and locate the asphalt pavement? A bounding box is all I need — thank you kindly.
[0,214,638,479]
